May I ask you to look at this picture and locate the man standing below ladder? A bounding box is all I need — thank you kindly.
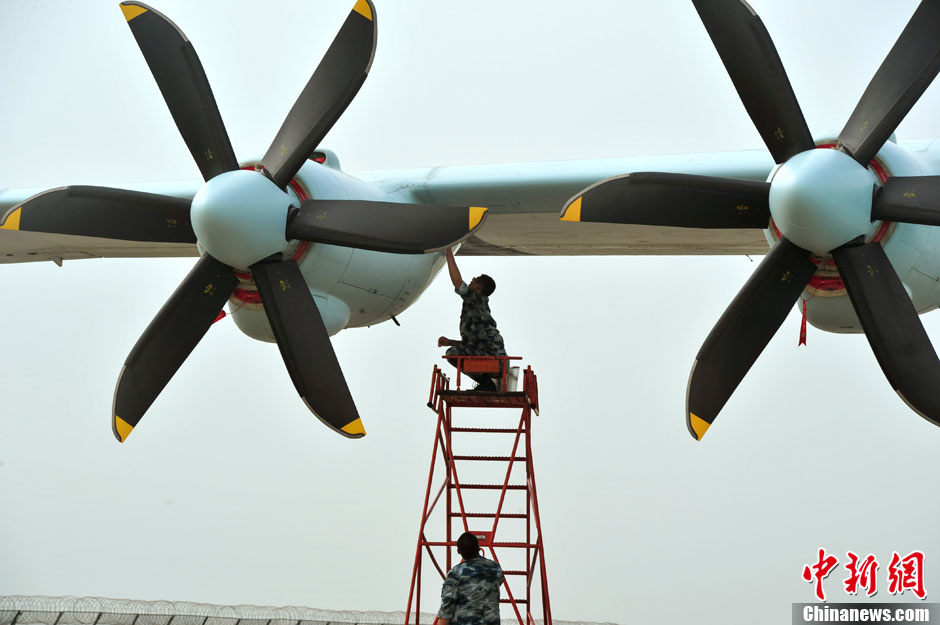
[437,532,504,625]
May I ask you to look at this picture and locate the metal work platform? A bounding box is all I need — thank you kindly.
[406,356,551,625]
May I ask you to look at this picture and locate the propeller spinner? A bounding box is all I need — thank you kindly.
[562,0,940,438]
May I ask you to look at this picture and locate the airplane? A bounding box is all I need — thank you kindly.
[2,0,940,445]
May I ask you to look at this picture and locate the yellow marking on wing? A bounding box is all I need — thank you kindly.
[341,418,367,436]
[353,0,373,21]
[561,197,582,222]
[114,416,134,443]
[0,208,21,231]
[469,206,487,230]
[689,413,710,440]
[120,4,148,21]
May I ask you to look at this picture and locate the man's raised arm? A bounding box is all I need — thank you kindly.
[445,248,463,290]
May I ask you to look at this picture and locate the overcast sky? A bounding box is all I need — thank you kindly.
[2,1,940,624]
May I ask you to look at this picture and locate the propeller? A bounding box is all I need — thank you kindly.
[2,1,489,442]
[561,0,940,438]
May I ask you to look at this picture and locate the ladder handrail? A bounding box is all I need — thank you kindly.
[523,366,539,415]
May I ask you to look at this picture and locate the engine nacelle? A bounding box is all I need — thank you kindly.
[227,157,446,341]
[765,138,940,333]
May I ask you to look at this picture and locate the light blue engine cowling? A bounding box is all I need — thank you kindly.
[221,159,446,343]
[765,139,940,333]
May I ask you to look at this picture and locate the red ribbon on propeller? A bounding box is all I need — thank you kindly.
[799,299,807,346]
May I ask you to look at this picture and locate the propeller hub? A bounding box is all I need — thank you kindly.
[191,169,295,270]
[768,148,878,255]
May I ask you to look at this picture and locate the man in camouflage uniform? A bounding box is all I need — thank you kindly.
[437,248,507,391]
[438,532,504,625]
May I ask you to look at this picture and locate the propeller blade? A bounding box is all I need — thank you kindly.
[831,241,940,426]
[251,259,365,438]
[872,176,940,226]
[261,0,377,189]
[560,172,770,228]
[687,237,816,440]
[837,1,940,166]
[286,200,487,253]
[113,254,238,442]
[0,186,195,243]
[121,2,239,180]
[691,0,814,163]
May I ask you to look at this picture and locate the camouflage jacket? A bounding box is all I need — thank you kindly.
[438,556,504,625]
[456,283,506,356]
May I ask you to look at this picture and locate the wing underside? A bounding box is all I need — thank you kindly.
[0,229,197,265]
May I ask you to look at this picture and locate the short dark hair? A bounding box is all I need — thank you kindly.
[477,274,496,297]
[456,532,480,560]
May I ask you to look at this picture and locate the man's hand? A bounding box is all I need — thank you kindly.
[438,336,459,348]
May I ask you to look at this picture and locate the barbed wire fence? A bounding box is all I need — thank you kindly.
[0,596,429,625]
[0,597,615,625]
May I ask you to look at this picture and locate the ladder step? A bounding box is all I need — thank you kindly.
[449,483,527,490]
[502,570,528,576]
[452,455,526,462]
[449,512,527,518]
[418,540,540,548]
[450,427,525,434]
[500,599,528,604]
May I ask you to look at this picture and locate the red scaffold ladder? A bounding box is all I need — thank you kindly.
[405,356,552,625]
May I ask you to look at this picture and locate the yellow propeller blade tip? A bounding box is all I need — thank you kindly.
[341,418,367,437]
[469,206,488,230]
[353,0,373,20]
[0,207,21,231]
[561,197,582,222]
[689,413,710,441]
[114,416,134,443]
[120,4,148,21]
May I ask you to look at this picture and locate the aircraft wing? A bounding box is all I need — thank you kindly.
[0,147,813,264]
[354,148,776,256]
[0,182,201,265]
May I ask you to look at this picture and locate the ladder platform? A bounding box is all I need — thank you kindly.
[438,389,530,408]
